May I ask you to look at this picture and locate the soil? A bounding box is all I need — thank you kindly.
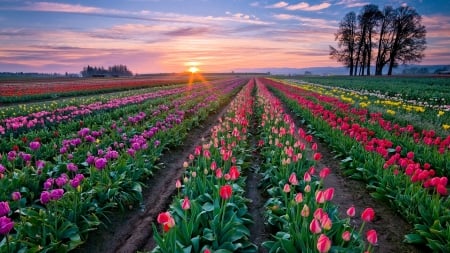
[74,80,426,253]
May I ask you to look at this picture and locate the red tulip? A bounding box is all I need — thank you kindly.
[361,207,375,222]
[157,211,175,232]
[219,185,232,199]
[313,152,322,161]
[316,234,331,253]
[229,166,240,180]
[366,229,378,245]
[319,167,331,179]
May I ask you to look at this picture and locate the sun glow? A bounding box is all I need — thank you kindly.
[188,66,199,73]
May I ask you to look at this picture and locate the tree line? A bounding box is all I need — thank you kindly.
[330,4,426,76]
[80,65,133,77]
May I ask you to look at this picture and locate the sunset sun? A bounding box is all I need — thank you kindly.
[188,66,199,73]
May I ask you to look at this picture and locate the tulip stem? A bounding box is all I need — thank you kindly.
[6,234,10,253]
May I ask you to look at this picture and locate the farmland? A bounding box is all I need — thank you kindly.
[0,75,448,253]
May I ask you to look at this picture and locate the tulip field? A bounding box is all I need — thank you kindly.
[0,76,448,252]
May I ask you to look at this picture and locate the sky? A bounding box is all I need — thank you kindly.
[0,0,449,74]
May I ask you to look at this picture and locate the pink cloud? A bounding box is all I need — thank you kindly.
[286,2,331,11]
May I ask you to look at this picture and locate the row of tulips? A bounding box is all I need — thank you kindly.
[281,80,450,156]
[0,80,213,136]
[0,79,245,252]
[255,79,377,252]
[0,83,184,121]
[266,78,449,192]
[265,78,450,252]
[291,80,449,130]
[152,79,256,252]
[0,79,243,156]
[0,77,188,103]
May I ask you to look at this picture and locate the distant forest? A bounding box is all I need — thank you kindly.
[80,65,133,77]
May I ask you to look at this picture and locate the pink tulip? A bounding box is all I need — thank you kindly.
[316,234,331,253]
[342,231,351,241]
[295,193,303,203]
[182,196,191,210]
[346,206,355,217]
[283,184,291,193]
[289,172,299,185]
[323,188,335,201]
[309,219,322,234]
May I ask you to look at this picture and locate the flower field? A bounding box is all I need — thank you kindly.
[0,75,192,104]
[0,76,448,252]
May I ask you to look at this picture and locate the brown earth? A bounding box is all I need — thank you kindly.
[74,82,426,253]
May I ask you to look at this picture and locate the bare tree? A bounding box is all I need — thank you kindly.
[387,5,426,75]
[330,12,358,76]
[375,6,396,75]
[355,4,382,76]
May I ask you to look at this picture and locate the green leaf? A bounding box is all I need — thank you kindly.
[404,233,425,244]
[202,202,215,212]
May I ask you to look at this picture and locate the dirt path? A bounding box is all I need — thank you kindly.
[74,100,232,253]
[245,107,270,253]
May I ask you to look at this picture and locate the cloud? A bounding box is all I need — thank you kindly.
[165,27,211,36]
[335,0,369,8]
[286,2,331,11]
[273,14,337,29]
[265,1,289,8]
[250,2,260,7]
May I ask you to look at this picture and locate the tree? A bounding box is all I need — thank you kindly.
[355,4,382,76]
[330,12,358,76]
[387,5,426,75]
[375,6,396,75]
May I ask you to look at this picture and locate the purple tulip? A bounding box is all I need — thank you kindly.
[55,175,68,187]
[0,164,5,173]
[127,148,136,157]
[29,141,41,151]
[0,202,10,216]
[86,155,95,165]
[67,163,78,172]
[21,153,32,162]
[43,178,54,190]
[50,189,64,200]
[11,192,21,201]
[0,216,14,235]
[36,160,45,169]
[154,140,160,147]
[7,151,16,161]
[40,191,51,204]
[94,158,107,170]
